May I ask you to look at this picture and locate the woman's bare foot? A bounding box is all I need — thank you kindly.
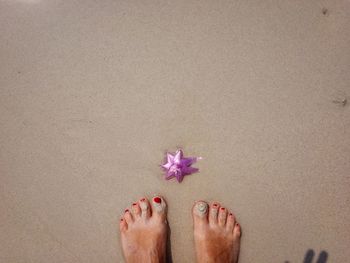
[119,196,168,263]
[192,201,241,263]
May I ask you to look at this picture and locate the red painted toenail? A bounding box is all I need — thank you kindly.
[229,213,233,216]
[213,204,218,207]
[140,198,146,201]
[153,197,161,203]
[132,203,137,206]
[221,207,225,210]
[125,209,129,213]
[120,219,123,221]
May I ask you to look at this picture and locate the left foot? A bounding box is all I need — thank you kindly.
[119,196,168,263]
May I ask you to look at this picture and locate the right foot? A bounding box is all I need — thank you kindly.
[120,196,168,263]
[192,201,242,263]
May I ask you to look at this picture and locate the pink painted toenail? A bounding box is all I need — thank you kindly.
[153,197,161,203]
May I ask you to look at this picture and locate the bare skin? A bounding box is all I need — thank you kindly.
[119,196,167,263]
[192,201,241,263]
[119,197,241,263]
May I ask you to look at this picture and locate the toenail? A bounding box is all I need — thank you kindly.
[120,218,124,221]
[195,202,208,217]
[152,196,165,212]
[213,204,218,207]
[132,203,137,206]
[198,203,207,212]
[229,213,233,216]
[221,207,225,210]
[153,197,161,203]
[140,198,146,202]
[125,209,129,213]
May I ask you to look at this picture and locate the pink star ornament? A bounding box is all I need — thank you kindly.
[161,149,201,183]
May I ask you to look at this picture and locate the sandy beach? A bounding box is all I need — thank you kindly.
[1,0,349,262]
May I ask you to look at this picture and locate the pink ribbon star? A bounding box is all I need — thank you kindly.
[161,149,201,182]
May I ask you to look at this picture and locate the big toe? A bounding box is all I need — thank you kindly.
[192,201,209,226]
[151,195,167,221]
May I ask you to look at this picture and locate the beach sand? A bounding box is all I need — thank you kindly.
[1,0,349,262]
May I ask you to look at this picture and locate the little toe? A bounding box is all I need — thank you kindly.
[139,197,151,219]
[209,202,220,225]
[131,202,141,219]
[192,201,209,225]
[123,209,133,224]
[151,195,167,221]
[119,218,127,232]
[233,222,242,238]
[226,212,236,232]
[218,207,228,227]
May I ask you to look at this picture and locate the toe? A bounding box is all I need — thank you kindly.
[119,218,127,232]
[226,212,236,232]
[209,202,220,225]
[218,207,228,227]
[151,195,167,221]
[139,197,151,219]
[124,209,133,224]
[131,202,141,219]
[233,222,242,238]
[192,201,209,225]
